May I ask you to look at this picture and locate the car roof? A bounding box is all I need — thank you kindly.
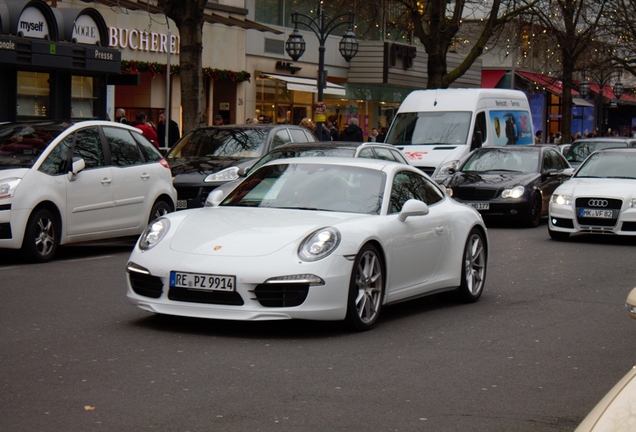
[572,137,636,144]
[262,155,418,173]
[272,141,400,150]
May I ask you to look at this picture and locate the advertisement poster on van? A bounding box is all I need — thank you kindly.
[490,111,534,145]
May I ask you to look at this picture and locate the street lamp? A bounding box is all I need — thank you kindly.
[285,2,358,131]
[578,68,625,134]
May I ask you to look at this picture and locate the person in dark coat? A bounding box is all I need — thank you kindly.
[339,117,364,142]
[157,111,180,148]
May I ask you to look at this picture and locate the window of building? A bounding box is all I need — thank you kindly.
[17,71,50,119]
[71,76,96,119]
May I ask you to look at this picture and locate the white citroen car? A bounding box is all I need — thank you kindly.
[126,157,488,331]
[549,148,636,240]
[0,121,176,262]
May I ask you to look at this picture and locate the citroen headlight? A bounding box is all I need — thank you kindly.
[501,185,525,199]
[298,227,341,262]
[0,177,22,199]
[139,218,170,250]
[551,194,573,206]
[204,167,239,183]
[435,160,460,179]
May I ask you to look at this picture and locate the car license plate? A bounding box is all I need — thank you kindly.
[470,202,490,210]
[579,208,613,218]
[170,271,236,291]
[176,200,188,209]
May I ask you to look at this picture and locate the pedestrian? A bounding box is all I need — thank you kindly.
[157,111,180,148]
[327,117,339,141]
[299,117,314,132]
[115,108,128,124]
[132,111,159,148]
[534,130,543,144]
[339,117,364,142]
[376,127,387,143]
[213,114,224,125]
[554,131,562,144]
[316,122,332,141]
[246,117,259,124]
[368,128,379,142]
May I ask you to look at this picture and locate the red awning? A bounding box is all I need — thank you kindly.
[481,70,506,88]
[582,82,636,104]
[516,71,579,96]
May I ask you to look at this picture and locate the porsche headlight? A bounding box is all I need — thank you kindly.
[298,227,341,262]
[139,218,170,250]
[204,167,239,183]
[434,160,460,179]
[0,177,22,199]
[501,185,525,199]
[551,194,573,206]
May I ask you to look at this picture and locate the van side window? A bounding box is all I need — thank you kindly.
[473,112,487,145]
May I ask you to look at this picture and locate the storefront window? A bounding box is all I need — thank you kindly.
[17,71,50,119]
[71,76,95,119]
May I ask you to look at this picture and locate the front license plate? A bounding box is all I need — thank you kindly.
[170,271,236,291]
[579,208,614,218]
[470,202,490,210]
[176,200,188,209]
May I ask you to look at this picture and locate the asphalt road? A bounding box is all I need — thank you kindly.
[2,222,636,432]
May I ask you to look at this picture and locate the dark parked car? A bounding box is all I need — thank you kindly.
[565,137,636,168]
[444,145,573,227]
[167,124,317,209]
[209,141,412,201]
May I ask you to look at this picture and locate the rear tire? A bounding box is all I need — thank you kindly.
[455,228,487,303]
[345,244,385,331]
[149,199,172,224]
[21,207,59,263]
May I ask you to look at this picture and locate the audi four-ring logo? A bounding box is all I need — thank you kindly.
[588,199,609,207]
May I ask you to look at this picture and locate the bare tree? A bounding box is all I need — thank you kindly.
[158,0,208,134]
[600,0,636,78]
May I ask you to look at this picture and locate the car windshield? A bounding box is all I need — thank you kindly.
[575,152,636,179]
[566,141,629,164]
[461,148,539,173]
[248,147,357,174]
[222,162,385,214]
[0,123,68,169]
[385,111,472,146]
[167,128,269,159]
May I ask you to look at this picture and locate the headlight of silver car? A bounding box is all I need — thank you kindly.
[139,218,170,250]
[551,194,573,206]
[204,167,239,183]
[298,227,341,262]
[501,185,525,199]
[0,177,22,199]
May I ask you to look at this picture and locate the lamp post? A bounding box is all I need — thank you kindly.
[285,1,358,133]
[578,69,625,134]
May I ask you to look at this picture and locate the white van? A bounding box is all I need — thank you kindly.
[385,89,535,182]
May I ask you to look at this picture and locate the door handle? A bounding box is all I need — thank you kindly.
[141,173,150,180]
[101,178,112,185]
[436,225,444,235]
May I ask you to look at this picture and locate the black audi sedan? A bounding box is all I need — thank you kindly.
[444,145,573,227]
[167,124,317,209]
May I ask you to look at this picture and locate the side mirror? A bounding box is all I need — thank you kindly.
[67,157,86,181]
[561,167,574,177]
[204,189,225,207]
[542,168,558,178]
[626,287,636,320]
[397,199,429,222]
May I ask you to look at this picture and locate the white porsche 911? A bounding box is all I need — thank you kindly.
[549,148,636,240]
[126,158,488,331]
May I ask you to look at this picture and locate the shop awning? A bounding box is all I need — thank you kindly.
[516,71,572,96]
[481,70,506,88]
[261,73,346,96]
[577,82,636,104]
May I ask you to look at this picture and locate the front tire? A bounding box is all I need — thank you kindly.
[345,244,385,331]
[21,207,59,263]
[455,228,487,303]
[149,199,172,224]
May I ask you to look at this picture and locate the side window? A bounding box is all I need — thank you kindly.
[374,147,396,161]
[132,131,162,163]
[473,112,487,144]
[542,150,555,171]
[389,171,444,214]
[272,129,292,148]
[304,130,317,142]
[288,128,307,143]
[38,134,73,175]
[73,127,104,169]
[390,149,409,164]
[103,126,142,167]
[551,150,568,170]
[357,148,376,159]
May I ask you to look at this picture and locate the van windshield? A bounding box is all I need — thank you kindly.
[385,111,472,146]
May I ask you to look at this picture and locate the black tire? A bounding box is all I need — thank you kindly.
[525,193,542,228]
[21,207,59,263]
[548,226,570,241]
[455,228,487,303]
[148,199,172,224]
[345,244,385,331]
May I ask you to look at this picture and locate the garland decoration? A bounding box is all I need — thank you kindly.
[120,60,250,83]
